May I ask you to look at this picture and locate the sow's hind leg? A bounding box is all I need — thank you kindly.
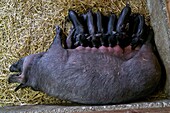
[120,28,161,101]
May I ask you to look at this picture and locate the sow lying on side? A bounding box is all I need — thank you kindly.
[8,5,162,104]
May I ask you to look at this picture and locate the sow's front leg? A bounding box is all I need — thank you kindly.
[28,26,69,90]
[38,26,68,72]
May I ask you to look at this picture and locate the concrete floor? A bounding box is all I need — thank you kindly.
[1,100,170,113]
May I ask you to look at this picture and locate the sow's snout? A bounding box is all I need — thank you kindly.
[9,58,24,72]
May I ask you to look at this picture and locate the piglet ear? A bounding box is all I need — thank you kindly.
[49,26,66,49]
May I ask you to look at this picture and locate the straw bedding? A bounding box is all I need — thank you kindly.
[0,0,165,106]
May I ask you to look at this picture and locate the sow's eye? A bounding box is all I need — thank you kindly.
[9,58,24,72]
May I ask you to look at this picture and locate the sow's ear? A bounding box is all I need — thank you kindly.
[8,74,23,84]
[8,74,26,92]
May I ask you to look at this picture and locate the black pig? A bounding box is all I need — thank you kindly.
[9,26,161,104]
[8,6,161,104]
